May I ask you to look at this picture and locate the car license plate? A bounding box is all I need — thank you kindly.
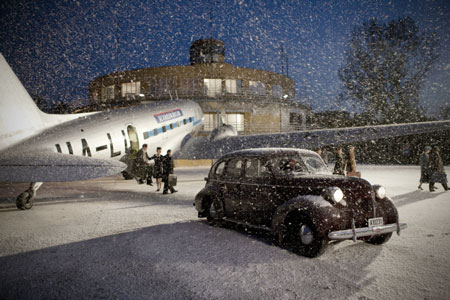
[368,217,384,228]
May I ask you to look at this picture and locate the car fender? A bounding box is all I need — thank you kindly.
[375,196,399,224]
[194,187,211,214]
[271,195,341,243]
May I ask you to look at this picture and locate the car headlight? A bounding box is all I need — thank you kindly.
[373,185,386,199]
[323,187,344,203]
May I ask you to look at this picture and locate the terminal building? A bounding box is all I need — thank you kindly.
[89,39,309,135]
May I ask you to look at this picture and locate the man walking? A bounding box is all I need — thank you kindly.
[429,146,449,192]
[162,149,177,195]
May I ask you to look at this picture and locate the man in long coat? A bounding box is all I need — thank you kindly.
[429,146,449,192]
[418,146,431,190]
[134,144,153,185]
[162,149,177,194]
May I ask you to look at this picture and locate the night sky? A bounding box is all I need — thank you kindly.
[1,0,449,116]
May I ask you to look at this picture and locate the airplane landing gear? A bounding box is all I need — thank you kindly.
[16,182,43,210]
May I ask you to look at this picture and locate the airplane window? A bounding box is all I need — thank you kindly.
[153,129,158,136]
[162,126,166,133]
[55,144,62,153]
[189,117,193,123]
[170,124,174,130]
[143,132,149,139]
[183,119,187,125]
[66,142,73,155]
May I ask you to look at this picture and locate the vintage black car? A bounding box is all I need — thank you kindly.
[194,148,407,257]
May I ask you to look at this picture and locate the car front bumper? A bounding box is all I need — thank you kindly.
[328,222,407,241]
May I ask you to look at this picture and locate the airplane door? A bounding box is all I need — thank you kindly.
[127,125,139,159]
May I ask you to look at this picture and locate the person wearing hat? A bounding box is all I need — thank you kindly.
[428,146,449,192]
[418,146,432,190]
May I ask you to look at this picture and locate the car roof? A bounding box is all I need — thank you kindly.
[219,148,320,160]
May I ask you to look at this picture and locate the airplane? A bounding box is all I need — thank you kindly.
[1,53,450,210]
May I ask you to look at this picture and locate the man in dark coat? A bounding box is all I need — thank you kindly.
[134,144,153,185]
[418,146,431,190]
[333,146,345,175]
[162,149,177,194]
[428,146,449,192]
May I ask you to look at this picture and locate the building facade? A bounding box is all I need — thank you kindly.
[89,39,308,135]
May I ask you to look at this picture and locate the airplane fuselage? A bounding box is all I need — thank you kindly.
[5,100,203,161]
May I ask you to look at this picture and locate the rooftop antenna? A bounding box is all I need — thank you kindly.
[209,0,214,39]
[280,43,289,77]
[115,10,120,72]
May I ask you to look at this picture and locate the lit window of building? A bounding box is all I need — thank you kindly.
[272,85,283,99]
[121,81,141,98]
[225,79,242,94]
[101,85,115,101]
[203,113,218,131]
[225,113,245,132]
[204,79,222,97]
[249,81,265,95]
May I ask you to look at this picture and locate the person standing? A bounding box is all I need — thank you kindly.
[418,146,431,190]
[162,149,177,194]
[151,147,164,192]
[134,144,153,185]
[428,146,449,192]
[344,145,358,176]
[333,146,345,175]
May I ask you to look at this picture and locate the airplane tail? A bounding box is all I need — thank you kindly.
[0,54,89,151]
[0,53,49,149]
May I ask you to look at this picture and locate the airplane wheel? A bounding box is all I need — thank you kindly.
[16,192,34,210]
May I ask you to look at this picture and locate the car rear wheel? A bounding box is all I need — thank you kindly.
[286,218,328,258]
[206,199,223,226]
[365,232,392,245]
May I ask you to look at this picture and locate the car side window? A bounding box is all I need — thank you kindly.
[245,158,259,178]
[214,161,225,176]
[226,158,243,178]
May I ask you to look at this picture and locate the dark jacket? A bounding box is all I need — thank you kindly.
[333,152,345,175]
[419,152,430,183]
[163,155,174,179]
[429,149,447,184]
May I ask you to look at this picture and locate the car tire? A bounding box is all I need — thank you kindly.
[286,217,328,258]
[366,232,392,245]
[206,199,224,226]
[16,191,34,210]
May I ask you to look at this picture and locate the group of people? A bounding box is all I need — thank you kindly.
[329,145,358,177]
[134,144,177,195]
[418,145,449,192]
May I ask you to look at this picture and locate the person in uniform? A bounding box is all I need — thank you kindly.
[344,145,357,175]
[333,146,345,175]
[428,146,449,192]
[151,147,164,192]
[162,149,177,194]
[134,144,153,185]
[418,146,431,190]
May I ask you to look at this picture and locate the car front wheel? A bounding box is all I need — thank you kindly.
[286,217,328,258]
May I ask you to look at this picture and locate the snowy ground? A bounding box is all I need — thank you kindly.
[0,165,449,300]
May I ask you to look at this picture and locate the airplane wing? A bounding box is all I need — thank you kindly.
[0,150,126,182]
[176,120,450,159]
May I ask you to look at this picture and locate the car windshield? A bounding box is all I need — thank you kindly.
[300,155,330,174]
[270,154,329,177]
